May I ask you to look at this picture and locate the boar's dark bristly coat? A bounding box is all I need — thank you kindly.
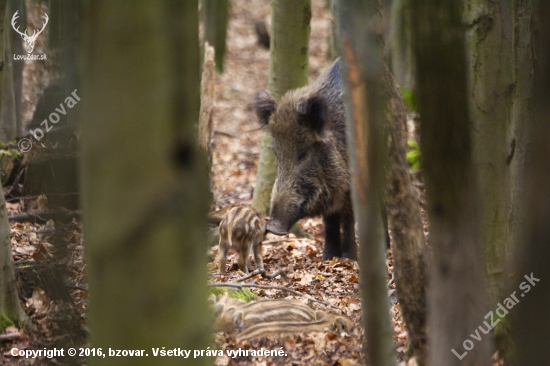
[254,59,357,260]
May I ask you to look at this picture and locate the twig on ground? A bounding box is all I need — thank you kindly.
[0,333,20,342]
[262,237,319,245]
[208,282,340,310]
[235,268,286,282]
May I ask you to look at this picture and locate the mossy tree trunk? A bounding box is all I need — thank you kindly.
[464,1,537,358]
[0,175,27,330]
[384,67,427,366]
[337,2,396,365]
[410,1,491,365]
[0,0,24,331]
[252,0,311,216]
[81,2,211,365]
[464,0,513,310]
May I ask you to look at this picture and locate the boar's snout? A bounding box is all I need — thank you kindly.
[266,219,290,236]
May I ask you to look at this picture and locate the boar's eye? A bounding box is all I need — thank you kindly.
[297,150,307,161]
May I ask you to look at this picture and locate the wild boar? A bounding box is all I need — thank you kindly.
[218,203,265,273]
[254,58,357,260]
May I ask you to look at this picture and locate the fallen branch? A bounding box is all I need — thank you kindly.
[262,237,319,245]
[208,282,340,310]
[8,210,81,223]
[235,268,286,282]
[0,333,20,342]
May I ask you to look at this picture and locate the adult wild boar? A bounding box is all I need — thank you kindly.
[254,58,357,260]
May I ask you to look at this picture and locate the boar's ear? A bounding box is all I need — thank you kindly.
[254,90,277,126]
[296,93,326,135]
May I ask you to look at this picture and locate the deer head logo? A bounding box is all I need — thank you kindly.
[11,11,48,54]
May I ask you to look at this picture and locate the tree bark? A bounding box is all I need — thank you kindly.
[326,0,337,61]
[410,1,491,365]
[81,2,211,365]
[389,0,414,91]
[201,0,229,73]
[0,176,28,330]
[0,0,9,142]
[1,5,16,142]
[252,0,311,216]
[337,2,396,365]
[9,0,24,136]
[384,67,427,366]
[505,0,536,282]
[464,0,514,312]
[512,2,550,365]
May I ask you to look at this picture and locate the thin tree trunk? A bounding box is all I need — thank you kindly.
[326,0,337,62]
[410,1,491,365]
[512,2,550,365]
[201,0,229,73]
[385,67,427,366]
[389,0,414,91]
[199,42,215,169]
[9,0,24,136]
[0,175,27,330]
[252,0,311,216]
[49,0,80,127]
[337,2,396,365]
[1,5,16,142]
[0,0,8,142]
[81,2,211,365]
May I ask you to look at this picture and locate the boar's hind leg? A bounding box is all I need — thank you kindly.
[341,196,358,260]
[219,237,229,273]
[322,213,343,260]
[253,241,264,271]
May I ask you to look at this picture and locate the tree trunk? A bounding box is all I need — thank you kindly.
[201,0,229,73]
[252,0,311,216]
[337,2,396,365]
[0,0,8,142]
[410,1,491,365]
[326,0,337,61]
[464,0,514,312]
[384,67,427,366]
[0,175,27,330]
[49,0,80,127]
[9,0,24,136]
[81,2,211,365]
[512,2,550,365]
[505,0,536,286]
[389,0,414,91]
[1,5,16,142]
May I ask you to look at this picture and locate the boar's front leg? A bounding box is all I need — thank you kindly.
[341,195,357,260]
[323,213,343,260]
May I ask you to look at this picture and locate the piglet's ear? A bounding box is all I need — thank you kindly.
[296,93,326,135]
[254,90,277,126]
